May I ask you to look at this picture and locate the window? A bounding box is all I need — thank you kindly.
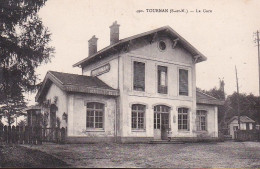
[133,61,145,91]
[178,108,189,130]
[132,104,145,129]
[179,69,189,96]
[158,41,166,51]
[196,110,207,131]
[158,66,168,94]
[86,102,104,129]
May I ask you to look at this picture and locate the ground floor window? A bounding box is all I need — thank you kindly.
[196,110,207,131]
[132,104,145,129]
[86,102,104,129]
[178,107,189,130]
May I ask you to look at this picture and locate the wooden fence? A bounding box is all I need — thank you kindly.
[234,130,260,142]
[0,125,66,145]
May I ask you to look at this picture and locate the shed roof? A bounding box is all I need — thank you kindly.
[228,116,255,124]
[73,26,207,67]
[196,90,225,106]
[35,71,119,102]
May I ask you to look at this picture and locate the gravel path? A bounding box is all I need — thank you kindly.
[21,141,260,168]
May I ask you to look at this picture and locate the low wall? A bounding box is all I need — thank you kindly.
[235,130,260,142]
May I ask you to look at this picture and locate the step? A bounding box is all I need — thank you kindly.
[149,140,185,144]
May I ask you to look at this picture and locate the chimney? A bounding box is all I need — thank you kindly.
[88,35,98,56]
[109,21,120,45]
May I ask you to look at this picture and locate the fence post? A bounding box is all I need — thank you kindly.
[55,127,58,143]
[7,126,11,144]
[11,125,16,143]
[0,125,3,143]
[38,126,42,145]
[42,127,45,142]
[34,126,41,145]
[18,126,22,144]
[24,126,29,144]
[15,126,19,144]
[61,127,66,144]
[21,126,25,144]
[3,126,7,143]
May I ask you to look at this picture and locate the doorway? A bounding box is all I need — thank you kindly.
[154,105,170,140]
[50,104,57,128]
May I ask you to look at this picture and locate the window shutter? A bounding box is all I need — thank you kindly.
[179,69,188,96]
[134,62,145,91]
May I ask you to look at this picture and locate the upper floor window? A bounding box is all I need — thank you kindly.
[132,104,145,129]
[133,61,145,91]
[158,66,168,94]
[86,102,104,129]
[178,107,189,130]
[179,69,189,96]
[196,110,207,131]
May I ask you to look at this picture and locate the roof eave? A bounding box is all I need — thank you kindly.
[197,100,225,106]
[73,26,208,67]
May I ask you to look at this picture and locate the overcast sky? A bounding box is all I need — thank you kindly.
[26,0,260,105]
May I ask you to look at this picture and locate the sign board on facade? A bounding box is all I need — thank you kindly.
[91,63,110,76]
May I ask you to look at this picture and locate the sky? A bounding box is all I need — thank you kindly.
[25,0,260,105]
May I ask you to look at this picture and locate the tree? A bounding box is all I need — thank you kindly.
[225,92,260,124]
[0,0,54,125]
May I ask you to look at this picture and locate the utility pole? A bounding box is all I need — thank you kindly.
[235,66,240,130]
[254,30,260,96]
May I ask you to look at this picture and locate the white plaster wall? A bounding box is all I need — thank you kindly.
[129,37,193,65]
[45,83,68,128]
[82,53,119,89]
[119,35,198,138]
[67,93,116,137]
[120,96,195,138]
[79,34,211,140]
[196,104,218,138]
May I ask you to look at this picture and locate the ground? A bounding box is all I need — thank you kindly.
[1,141,260,168]
[0,144,69,168]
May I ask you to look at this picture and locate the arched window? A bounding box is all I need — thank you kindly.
[196,110,207,131]
[178,107,189,130]
[131,104,146,129]
[154,105,170,129]
[86,102,104,129]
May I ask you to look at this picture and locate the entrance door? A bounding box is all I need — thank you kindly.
[161,113,169,140]
[154,105,170,140]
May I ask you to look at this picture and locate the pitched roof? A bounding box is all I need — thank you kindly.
[73,26,207,67]
[49,71,114,90]
[228,116,255,124]
[35,71,119,102]
[196,90,225,106]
